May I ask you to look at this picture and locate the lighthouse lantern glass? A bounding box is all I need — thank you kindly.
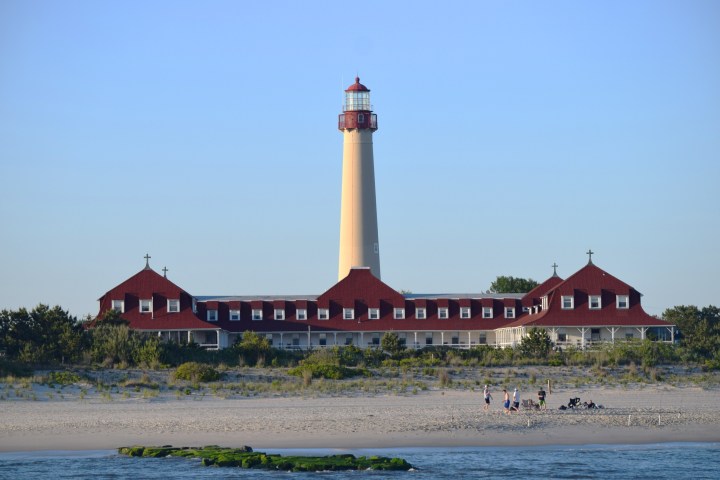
[345,91,370,111]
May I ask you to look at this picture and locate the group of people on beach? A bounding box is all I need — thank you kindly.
[483,385,547,414]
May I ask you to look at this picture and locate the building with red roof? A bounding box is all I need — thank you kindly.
[94,254,674,351]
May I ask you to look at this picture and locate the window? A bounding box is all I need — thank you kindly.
[266,334,273,346]
[368,308,380,320]
[140,299,152,313]
[425,333,433,345]
[111,300,124,313]
[561,296,574,310]
[167,299,180,313]
[318,308,329,320]
[451,336,459,345]
[344,334,353,345]
[274,309,285,320]
[617,295,629,309]
[522,306,530,314]
[482,307,493,319]
[343,308,355,320]
[393,308,405,319]
[625,332,634,339]
[319,334,327,346]
[438,307,449,319]
[292,335,300,346]
[229,309,240,321]
[252,309,263,321]
[371,336,380,346]
[296,309,307,320]
[589,295,601,309]
[416,307,426,319]
[479,333,487,345]
[558,333,567,342]
[460,307,471,319]
[207,310,218,322]
[505,307,515,319]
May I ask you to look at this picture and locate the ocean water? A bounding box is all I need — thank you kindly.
[0,443,718,479]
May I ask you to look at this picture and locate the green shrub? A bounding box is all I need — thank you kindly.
[173,362,220,382]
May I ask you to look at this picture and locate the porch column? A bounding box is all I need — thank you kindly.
[360,331,364,348]
[579,327,588,349]
[414,331,418,349]
[637,327,648,340]
[333,332,338,345]
[280,332,284,349]
[187,331,192,343]
[669,327,674,343]
[606,327,619,344]
[441,332,444,345]
[468,331,471,346]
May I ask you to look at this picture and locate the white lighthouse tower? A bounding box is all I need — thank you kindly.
[337,77,381,280]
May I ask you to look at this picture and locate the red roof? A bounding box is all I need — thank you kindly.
[95,267,216,331]
[506,263,670,328]
[346,76,369,92]
[523,274,564,305]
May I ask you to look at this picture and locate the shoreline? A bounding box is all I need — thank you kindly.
[2,387,720,452]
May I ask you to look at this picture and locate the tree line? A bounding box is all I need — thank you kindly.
[1,304,718,375]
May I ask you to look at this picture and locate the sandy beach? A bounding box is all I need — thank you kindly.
[2,380,719,452]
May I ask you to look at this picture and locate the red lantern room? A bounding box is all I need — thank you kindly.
[338,77,378,131]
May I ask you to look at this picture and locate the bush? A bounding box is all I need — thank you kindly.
[173,362,220,382]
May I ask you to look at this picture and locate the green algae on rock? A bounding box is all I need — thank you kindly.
[118,445,413,471]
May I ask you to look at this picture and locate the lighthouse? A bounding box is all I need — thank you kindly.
[337,77,381,280]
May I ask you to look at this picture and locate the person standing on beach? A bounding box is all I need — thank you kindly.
[503,389,510,414]
[483,385,492,411]
[538,387,546,410]
[512,388,520,412]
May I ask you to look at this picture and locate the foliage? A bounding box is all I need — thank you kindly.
[488,276,539,294]
[663,305,720,364]
[173,362,220,382]
[95,309,130,326]
[0,305,87,364]
[47,370,83,385]
[518,328,552,358]
[234,331,271,366]
[380,332,405,358]
[90,323,140,365]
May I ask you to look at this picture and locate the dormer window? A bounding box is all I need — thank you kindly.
[541,296,548,310]
[296,309,307,320]
[393,308,405,319]
[505,307,515,319]
[617,295,629,309]
[368,308,380,319]
[482,307,493,319]
[229,310,241,321]
[274,309,285,320]
[589,295,601,310]
[207,309,218,322]
[438,307,449,319]
[111,300,124,313]
[343,308,354,320]
[561,296,574,310]
[416,307,426,319]
[252,309,263,321]
[140,299,152,313]
[460,307,471,319]
[318,308,329,320]
[167,299,180,313]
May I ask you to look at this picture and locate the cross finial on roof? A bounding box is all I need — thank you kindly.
[586,249,594,264]
[144,253,151,269]
[552,262,559,277]
[162,266,168,278]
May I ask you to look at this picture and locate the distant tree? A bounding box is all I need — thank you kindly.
[663,305,720,360]
[380,332,405,357]
[95,309,130,326]
[488,276,539,294]
[0,305,87,364]
[236,330,271,366]
[518,328,552,358]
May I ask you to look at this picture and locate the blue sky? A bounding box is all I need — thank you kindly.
[1,0,718,318]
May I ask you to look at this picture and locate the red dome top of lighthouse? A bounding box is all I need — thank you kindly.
[345,76,370,92]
